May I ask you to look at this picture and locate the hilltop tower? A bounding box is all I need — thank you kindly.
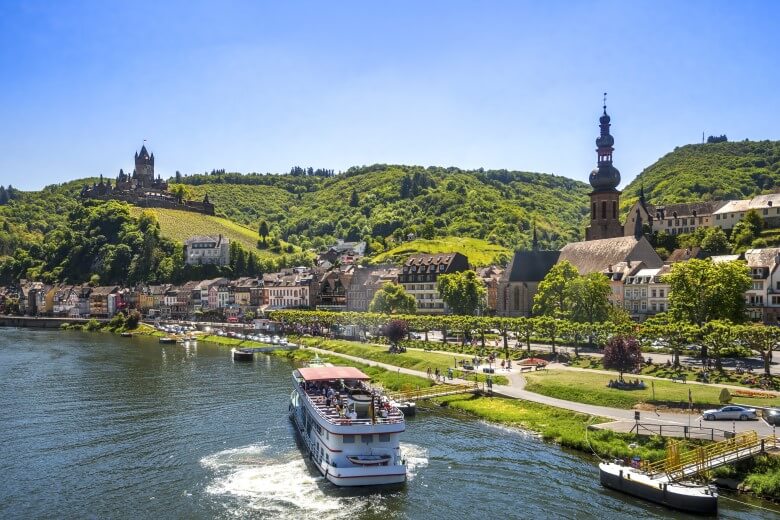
[133,144,155,188]
[585,95,623,241]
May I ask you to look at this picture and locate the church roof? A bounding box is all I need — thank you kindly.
[502,250,561,282]
[559,235,663,274]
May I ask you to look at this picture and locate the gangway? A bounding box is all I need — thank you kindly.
[643,432,778,482]
[388,383,477,402]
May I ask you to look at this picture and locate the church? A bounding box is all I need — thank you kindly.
[497,101,663,317]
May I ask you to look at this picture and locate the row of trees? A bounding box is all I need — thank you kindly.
[269,308,780,376]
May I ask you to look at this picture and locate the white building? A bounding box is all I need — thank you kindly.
[184,235,230,266]
[712,194,780,231]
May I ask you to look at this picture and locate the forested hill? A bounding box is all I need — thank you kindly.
[621,140,780,211]
[174,164,591,254]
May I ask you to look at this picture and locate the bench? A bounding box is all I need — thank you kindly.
[519,365,534,372]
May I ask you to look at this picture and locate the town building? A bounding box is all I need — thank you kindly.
[346,265,400,312]
[263,268,315,310]
[398,253,469,314]
[476,265,504,314]
[316,267,354,311]
[184,235,230,266]
[713,194,780,231]
[744,248,780,323]
[89,286,119,317]
[317,240,366,266]
[497,251,561,317]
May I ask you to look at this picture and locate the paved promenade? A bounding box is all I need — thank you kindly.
[305,346,777,437]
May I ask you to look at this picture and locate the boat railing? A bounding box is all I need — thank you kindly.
[300,388,404,426]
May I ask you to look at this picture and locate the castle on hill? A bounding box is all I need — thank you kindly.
[80,145,215,216]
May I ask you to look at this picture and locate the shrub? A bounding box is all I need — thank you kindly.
[719,387,732,404]
[126,310,141,330]
[85,318,101,331]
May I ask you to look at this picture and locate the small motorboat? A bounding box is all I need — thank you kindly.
[159,337,176,344]
[120,332,133,337]
[232,348,254,362]
[347,454,392,466]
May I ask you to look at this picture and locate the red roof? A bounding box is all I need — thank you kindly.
[297,366,370,381]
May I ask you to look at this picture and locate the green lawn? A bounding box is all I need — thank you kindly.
[298,337,509,385]
[370,236,510,267]
[524,369,780,409]
[570,356,779,390]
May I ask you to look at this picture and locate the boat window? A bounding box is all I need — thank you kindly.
[361,434,373,444]
[343,435,355,443]
[378,434,390,442]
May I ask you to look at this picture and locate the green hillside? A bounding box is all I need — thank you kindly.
[126,207,305,261]
[621,140,780,212]
[370,237,511,267]
[176,164,591,255]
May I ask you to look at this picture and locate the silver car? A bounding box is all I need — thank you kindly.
[702,405,757,421]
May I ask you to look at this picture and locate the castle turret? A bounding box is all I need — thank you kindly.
[134,144,155,188]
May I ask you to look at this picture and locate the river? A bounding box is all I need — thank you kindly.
[0,328,776,519]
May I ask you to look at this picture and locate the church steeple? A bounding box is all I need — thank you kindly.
[585,94,624,241]
[589,93,621,192]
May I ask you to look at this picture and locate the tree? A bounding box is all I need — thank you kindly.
[702,319,736,371]
[736,324,780,377]
[700,227,729,255]
[369,282,417,314]
[642,314,698,367]
[533,261,578,317]
[665,259,750,326]
[602,336,643,381]
[349,189,359,207]
[570,272,611,329]
[513,316,536,352]
[384,319,409,346]
[437,270,486,315]
[536,315,561,355]
[258,220,269,246]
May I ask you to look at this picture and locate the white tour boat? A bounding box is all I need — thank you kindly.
[289,366,407,486]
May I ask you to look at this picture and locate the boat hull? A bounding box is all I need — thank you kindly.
[599,464,717,515]
[232,349,254,361]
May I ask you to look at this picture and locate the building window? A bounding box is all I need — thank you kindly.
[612,201,617,219]
[651,289,656,298]
[764,208,769,215]
[343,435,355,443]
[602,201,607,219]
[512,286,520,311]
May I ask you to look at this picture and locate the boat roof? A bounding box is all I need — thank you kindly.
[297,366,370,381]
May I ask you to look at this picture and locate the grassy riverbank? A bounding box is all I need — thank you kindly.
[433,393,667,462]
[296,337,509,385]
[524,369,780,409]
[434,393,780,501]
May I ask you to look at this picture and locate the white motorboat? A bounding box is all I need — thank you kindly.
[289,366,407,487]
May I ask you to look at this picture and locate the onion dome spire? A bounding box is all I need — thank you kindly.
[588,93,621,191]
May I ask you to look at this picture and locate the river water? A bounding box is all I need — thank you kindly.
[0,328,776,519]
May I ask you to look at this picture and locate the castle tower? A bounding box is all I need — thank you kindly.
[134,144,155,188]
[585,95,623,241]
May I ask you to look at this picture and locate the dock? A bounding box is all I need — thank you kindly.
[387,383,478,402]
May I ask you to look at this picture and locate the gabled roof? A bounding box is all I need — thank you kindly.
[648,201,727,219]
[666,247,706,263]
[745,248,780,268]
[559,236,663,275]
[502,251,561,282]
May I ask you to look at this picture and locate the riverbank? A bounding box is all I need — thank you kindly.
[432,393,780,502]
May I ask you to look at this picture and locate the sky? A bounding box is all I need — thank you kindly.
[1,1,779,190]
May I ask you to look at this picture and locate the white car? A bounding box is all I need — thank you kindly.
[702,405,757,421]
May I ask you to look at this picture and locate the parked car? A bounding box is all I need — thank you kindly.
[702,405,757,421]
[763,408,780,426]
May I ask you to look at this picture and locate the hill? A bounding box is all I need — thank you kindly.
[126,207,307,262]
[176,164,592,256]
[621,140,780,212]
[369,237,511,267]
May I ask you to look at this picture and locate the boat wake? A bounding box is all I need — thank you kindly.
[201,442,427,519]
[400,443,429,480]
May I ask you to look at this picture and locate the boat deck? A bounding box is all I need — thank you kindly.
[304,389,404,426]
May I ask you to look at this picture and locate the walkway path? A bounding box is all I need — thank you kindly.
[305,346,776,436]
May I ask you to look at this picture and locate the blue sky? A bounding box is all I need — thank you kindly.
[1,1,779,190]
